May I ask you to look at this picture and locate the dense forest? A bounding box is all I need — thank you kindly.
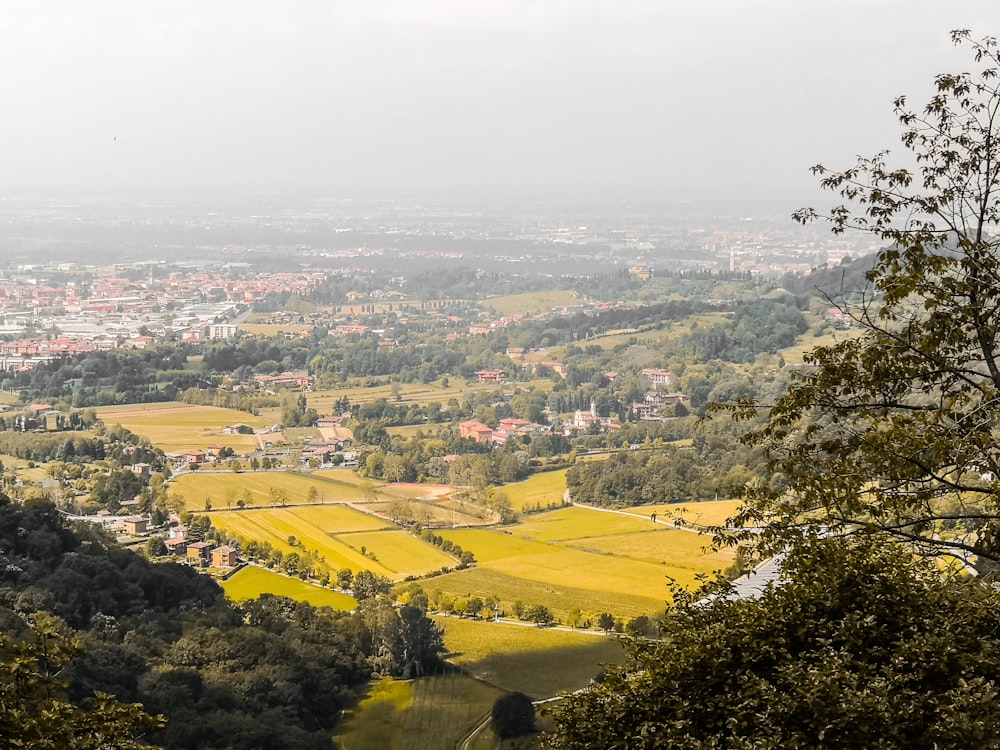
[0,498,444,750]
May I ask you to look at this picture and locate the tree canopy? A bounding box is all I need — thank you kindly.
[726,30,1000,568]
[545,535,1000,749]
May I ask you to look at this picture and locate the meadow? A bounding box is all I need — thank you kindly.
[436,617,624,696]
[170,468,378,511]
[334,673,502,750]
[222,565,357,610]
[482,289,580,317]
[620,499,744,528]
[95,402,268,453]
[429,505,734,622]
[501,469,569,512]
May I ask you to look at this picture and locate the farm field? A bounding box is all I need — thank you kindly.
[336,529,458,578]
[221,565,356,610]
[501,469,569,512]
[209,506,400,577]
[425,565,667,623]
[238,323,311,337]
[620,499,743,528]
[428,505,734,621]
[95,402,268,453]
[437,617,624,697]
[334,673,502,750]
[483,289,580,316]
[169,468,382,511]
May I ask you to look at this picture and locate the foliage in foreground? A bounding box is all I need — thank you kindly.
[545,535,1000,749]
[728,31,1000,567]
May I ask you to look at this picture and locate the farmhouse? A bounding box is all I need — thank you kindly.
[122,516,148,536]
[475,369,507,383]
[164,537,187,556]
[641,368,673,388]
[459,420,494,444]
[186,541,212,566]
[211,545,238,568]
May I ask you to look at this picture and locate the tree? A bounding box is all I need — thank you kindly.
[596,612,615,634]
[492,692,536,742]
[0,612,165,749]
[727,31,1000,568]
[545,535,1000,749]
[525,604,554,627]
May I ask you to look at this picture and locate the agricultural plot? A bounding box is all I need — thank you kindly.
[169,469,378,511]
[426,566,667,622]
[221,566,356,611]
[482,289,580,316]
[237,323,311,337]
[501,469,569,512]
[335,530,457,578]
[428,504,734,621]
[566,528,733,570]
[515,505,652,542]
[334,674,502,750]
[209,506,397,576]
[620,499,743,528]
[437,617,624,697]
[95,402,268,453]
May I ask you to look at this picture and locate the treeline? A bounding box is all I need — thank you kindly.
[566,425,766,506]
[0,498,445,750]
[682,298,809,363]
[0,347,193,406]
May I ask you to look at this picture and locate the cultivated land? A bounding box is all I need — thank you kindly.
[621,499,744,528]
[428,505,734,622]
[205,506,464,578]
[169,468,381,511]
[483,289,580,316]
[436,617,624,696]
[95,402,269,453]
[501,469,569,512]
[222,565,357,610]
[334,674,503,750]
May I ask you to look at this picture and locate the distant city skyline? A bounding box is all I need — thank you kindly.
[1,1,993,201]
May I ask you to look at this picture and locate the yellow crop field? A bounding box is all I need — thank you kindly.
[501,470,568,512]
[336,530,456,577]
[209,507,396,576]
[566,528,734,570]
[221,566,356,610]
[620,499,744,528]
[95,402,268,453]
[435,529,558,564]
[335,674,501,750]
[170,469,378,511]
[515,505,653,541]
[483,289,580,316]
[426,566,666,622]
[438,617,624,696]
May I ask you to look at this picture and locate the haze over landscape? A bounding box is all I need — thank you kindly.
[5,4,1000,749]
[1,0,992,201]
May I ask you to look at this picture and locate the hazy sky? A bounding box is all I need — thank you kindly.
[0,1,993,200]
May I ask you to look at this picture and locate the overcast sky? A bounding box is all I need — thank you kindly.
[0,1,993,201]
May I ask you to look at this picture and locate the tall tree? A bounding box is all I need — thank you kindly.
[728,31,1000,568]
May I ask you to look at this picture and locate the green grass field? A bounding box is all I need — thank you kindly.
[221,565,357,610]
[483,290,580,316]
[238,323,311,337]
[515,505,653,541]
[335,674,502,750]
[437,617,624,696]
[336,529,458,578]
[95,402,268,453]
[501,470,569,512]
